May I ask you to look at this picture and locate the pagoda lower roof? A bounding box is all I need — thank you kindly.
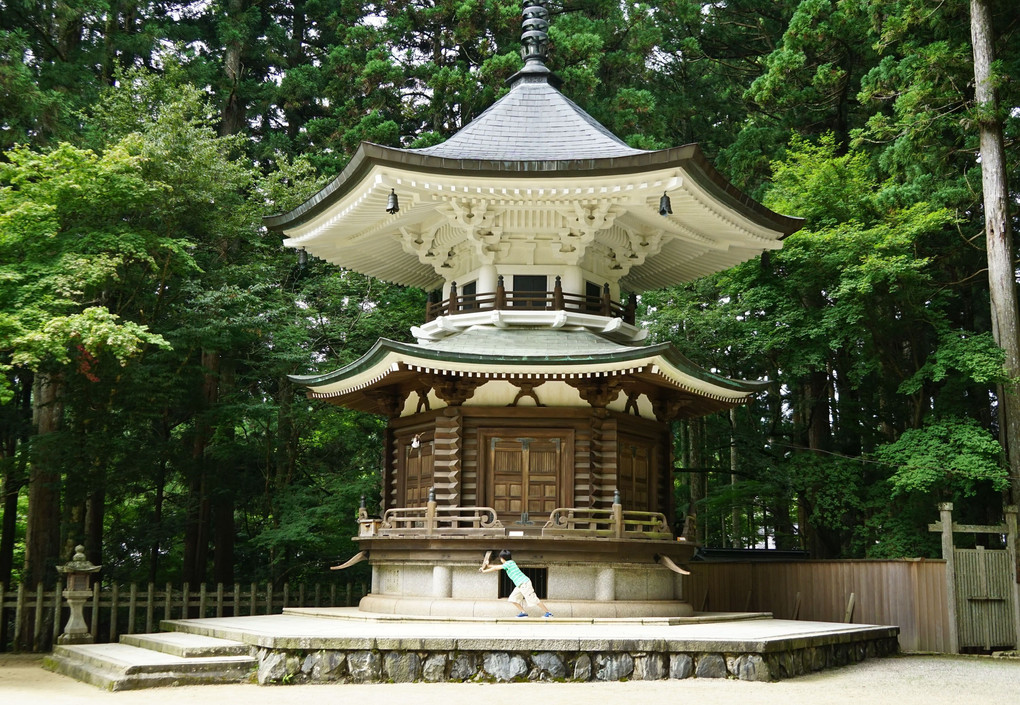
[290,328,765,415]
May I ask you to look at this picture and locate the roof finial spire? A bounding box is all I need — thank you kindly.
[520,1,550,71]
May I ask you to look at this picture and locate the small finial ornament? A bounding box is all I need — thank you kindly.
[521,0,550,69]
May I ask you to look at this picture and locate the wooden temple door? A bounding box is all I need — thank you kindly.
[401,440,434,507]
[619,442,651,510]
[484,433,571,521]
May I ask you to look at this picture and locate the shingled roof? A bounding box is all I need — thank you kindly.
[409,76,646,162]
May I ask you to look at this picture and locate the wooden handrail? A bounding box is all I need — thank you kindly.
[426,289,634,323]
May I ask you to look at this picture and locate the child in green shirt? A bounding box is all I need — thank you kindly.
[480,549,553,618]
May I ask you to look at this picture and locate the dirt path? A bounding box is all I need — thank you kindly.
[1,653,1017,705]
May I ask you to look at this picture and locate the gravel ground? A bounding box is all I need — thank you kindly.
[0,653,1017,705]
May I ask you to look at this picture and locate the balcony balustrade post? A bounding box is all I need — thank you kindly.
[553,276,564,310]
[495,275,506,310]
[447,281,458,317]
[625,294,636,324]
[601,283,612,317]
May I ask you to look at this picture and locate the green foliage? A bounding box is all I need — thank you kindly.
[873,418,1007,499]
[1,0,1017,584]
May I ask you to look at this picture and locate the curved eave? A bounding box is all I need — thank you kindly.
[289,337,766,408]
[263,141,803,238]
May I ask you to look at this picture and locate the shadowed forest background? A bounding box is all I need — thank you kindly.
[0,0,1017,593]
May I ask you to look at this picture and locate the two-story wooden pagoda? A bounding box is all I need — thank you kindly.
[265,1,801,618]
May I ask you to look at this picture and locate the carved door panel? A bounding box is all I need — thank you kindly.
[491,439,525,515]
[484,432,571,521]
[619,440,653,511]
[527,438,560,515]
[403,441,434,507]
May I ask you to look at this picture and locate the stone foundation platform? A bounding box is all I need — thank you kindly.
[153,608,898,685]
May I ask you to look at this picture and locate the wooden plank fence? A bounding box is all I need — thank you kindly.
[685,559,951,653]
[0,580,368,653]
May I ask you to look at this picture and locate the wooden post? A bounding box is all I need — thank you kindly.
[90,582,100,643]
[51,579,62,645]
[216,583,224,618]
[266,581,273,615]
[624,294,636,324]
[447,281,459,316]
[843,592,856,623]
[199,583,207,618]
[612,490,623,539]
[13,583,24,652]
[33,582,44,650]
[552,276,564,310]
[163,582,172,624]
[181,582,189,620]
[249,582,257,616]
[601,283,612,317]
[109,583,119,643]
[1006,506,1020,650]
[939,502,960,653]
[128,583,137,635]
[495,275,506,310]
[146,583,155,633]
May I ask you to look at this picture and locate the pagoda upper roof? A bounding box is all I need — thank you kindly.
[407,75,645,162]
[263,2,801,293]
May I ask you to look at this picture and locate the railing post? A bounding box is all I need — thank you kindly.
[612,490,623,539]
[425,289,438,322]
[601,282,612,317]
[553,276,564,310]
[495,275,506,310]
[426,487,437,537]
[447,281,459,316]
[625,294,636,324]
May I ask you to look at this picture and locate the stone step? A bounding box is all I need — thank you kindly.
[44,642,255,691]
[120,631,249,657]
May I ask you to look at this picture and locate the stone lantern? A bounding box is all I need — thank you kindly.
[56,545,101,645]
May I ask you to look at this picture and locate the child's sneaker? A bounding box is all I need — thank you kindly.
[516,612,528,618]
[543,612,554,618]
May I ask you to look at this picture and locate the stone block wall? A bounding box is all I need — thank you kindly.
[253,635,899,685]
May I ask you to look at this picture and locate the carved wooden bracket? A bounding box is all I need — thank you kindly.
[509,380,545,407]
[567,378,622,408]
[428,373,483,406]
[362,387,405,417]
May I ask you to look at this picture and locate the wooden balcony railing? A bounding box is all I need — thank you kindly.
[425,275,636,324]
[542,506,673,540]
[358,501,674,542]
[359,503,504,538]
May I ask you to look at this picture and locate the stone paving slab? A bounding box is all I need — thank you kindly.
[120,632,249,658]
[163,609,898,654]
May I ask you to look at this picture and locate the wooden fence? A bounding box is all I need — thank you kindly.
[685,559,951,653]
[0,580,368,653]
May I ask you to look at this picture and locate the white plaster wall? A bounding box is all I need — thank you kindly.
[461,380,587,408]
[606,392,655,420]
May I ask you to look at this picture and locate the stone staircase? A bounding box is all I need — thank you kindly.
[43,631,256,690]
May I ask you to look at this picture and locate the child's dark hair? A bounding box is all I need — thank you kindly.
[499,549,512,560]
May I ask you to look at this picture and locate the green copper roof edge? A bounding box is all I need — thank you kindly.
[288,337,766,394]
[263,142,803,237]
